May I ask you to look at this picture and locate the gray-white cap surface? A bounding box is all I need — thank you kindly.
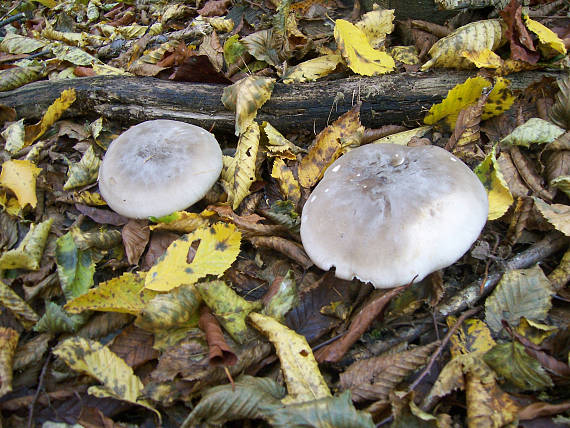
[300,143,488,288]
[98,120,222,219]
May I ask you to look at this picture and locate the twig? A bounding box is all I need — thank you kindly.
[28,353,51,428]
[408,306,482,392]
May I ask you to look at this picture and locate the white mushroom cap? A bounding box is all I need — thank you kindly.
[300,143,488,289]
[98,120,222,219]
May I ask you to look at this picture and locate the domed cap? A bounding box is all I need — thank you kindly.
[300,143,488,288]
[98,120,222,219]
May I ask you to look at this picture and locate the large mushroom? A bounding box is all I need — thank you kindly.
[300,143,488,289]
[98,120,223,219]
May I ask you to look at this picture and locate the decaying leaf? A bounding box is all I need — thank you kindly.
[24,88,76,145]
[474,146,514,220]
[372,126,431,145]
[122,219,150,265]
[0,280,40,329]
[334,19,395,76]
[501,117,565,148]
[198,305,237,366]
[485,265,553,334]
[263,270,299,322]
[0,218,53,271]
[0,327,19,397]
[63,145,101,190]
[421,19,505,70]
[298,103,363,188]
[271,158,301,205]
[484,340,553,391]
[448,317,496,358]
[65,272,156,315]
[226,122,260,210]
[34,301,88,334]
[144,222,241,291]
[248,312,331,404]
[221,76,275,136]
[283,54,342,84]
[53,337,160,419]
[0,65,45,92]
[532,197,570,236]
[0,159,42,209]
[261,121,306,159]
[355,8,395,49]
[149,210,212,233]
[550,73,570,130]
[2,119,25,154]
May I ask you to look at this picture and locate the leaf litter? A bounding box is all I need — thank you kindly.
[0,0,569,426]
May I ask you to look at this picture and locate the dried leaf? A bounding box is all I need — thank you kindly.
[0,211,18,251]
[261,121,306,159]
[298,103,363,188]
[548,247,570,291]
[421,20,505,70]
[550,73,570,130]
[372,126,431,145]
[65,272,157,315]
[53,337,160,419]
[355,8,394,49]
[25,88,76,145]
[0,218,53,271]
[63,146,101,190]
[248,311,331,403]
[122,219,150,265]
[0,327,19,397]
[197,280,262,344]
[461,48,503,68]
[144,222,241,292]
[249,236,312,269]
[334,19,395,76]
[0,33,48,54]
[485,265,553,334]
[283,54,342,84]
[198,305,237,366]
[0,159,42,209]
[484,340,553,391]
[500,0,539,64]
[446,89,488,160]
[474,146,514,220]
[1,119,25,154]
[532,197,570,236]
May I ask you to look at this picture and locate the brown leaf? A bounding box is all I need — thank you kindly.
[169,54,232,84]
[122,219,150,265]
[75,204,129,226]
[141,231,180,271]
[544,150,570,186]
[510,146,556,201]
[315,284,410,363]
[208,205,287,238]
[410,20,451,39]
[198,0,231,17]
[496,152,530,198]
[506,196,533,245]
[524,346,570,381]
[198,305,237,366]
[361,125,408,145]
[339,341,439,402]
[518,400,570,420]
[499,0,540,64]
[0,105,17,125]
[109,325,159,368]
[249,236,313,269]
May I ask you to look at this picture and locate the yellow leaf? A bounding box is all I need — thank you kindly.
[50,43,100,66]
[248,312,331,404]
[334,19,395,76]
[63,145,101,190]
[524,16,566,56]
[53,337,160,420]
[533,197,570,236]
[0,327,19,397]
[221,76,275,136]
[222,122,260,210]
[0,192,22,217]
[70,191,108,206]
[1,119,25,154]
[0,218,53,271]
[372,126,431,145]
[0,159,42,209]
[0,33,48,54]
[355,8,395,49]
[0,66,45,92]
[0,279,39,329]
[298,104,364,188]
[461,48,504,69]
[421,19,505,70]
[474,146,514,220]
[282,54,342,84]
[25,88,76,145]
[515,317,558,347]
[390,45,420,65]
[32,0,58,7]
[271,158,301,204]
[261,121,306,159]
[65,272,157,315]
[145,222,241,291]
[448,317,496,358]
[149,210,213,233]
[482,77,516,120]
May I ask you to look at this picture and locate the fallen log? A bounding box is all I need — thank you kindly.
[0,71,558,135]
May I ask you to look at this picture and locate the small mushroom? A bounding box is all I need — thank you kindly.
[300,143,488,289]
[98,120,222,219]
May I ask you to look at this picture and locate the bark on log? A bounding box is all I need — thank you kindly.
[0,71,559,135]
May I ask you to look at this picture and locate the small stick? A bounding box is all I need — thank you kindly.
[28,353,51,428]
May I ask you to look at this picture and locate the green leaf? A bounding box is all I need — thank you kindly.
[484,341,553,391]
[264,200,301,233]
[223,34,247,66]
[485,265,553,334]
[265,391,375,428]
[55,232,95,301]
[501,118,565,148]
[0,218,53,271]
[196,281,262,344]
[34,301,88,334]
[181,375,285,427]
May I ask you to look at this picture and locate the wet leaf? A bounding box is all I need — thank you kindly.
[0,327,19,397]
[271,158,301,205]
[484,340,553,391]
[421,19,505,70]
[501,118,565,148]
[53,337,160,419]
[265,391,374,428]
[485,265,553,334]
[197,280,262,344]
[222,76,275,136]
[448,317,496,358]
[298,103,363,188]
[55,232,95,300]
[0,279,39,329]
[474,146,514,220]
[249,312,330,403]
[0,218,53,271]
[283,54,342,84]
[63,146,101,190]
[145,222,241,291]
[65,272,156,315]
[0,159,42,209]
[182,375,285,427]
[532,197,570,236]
[25,88,76,145]
[334,19,394,76]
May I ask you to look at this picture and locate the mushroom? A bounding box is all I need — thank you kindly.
[98,120,222,219]
[300,143,488,289]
